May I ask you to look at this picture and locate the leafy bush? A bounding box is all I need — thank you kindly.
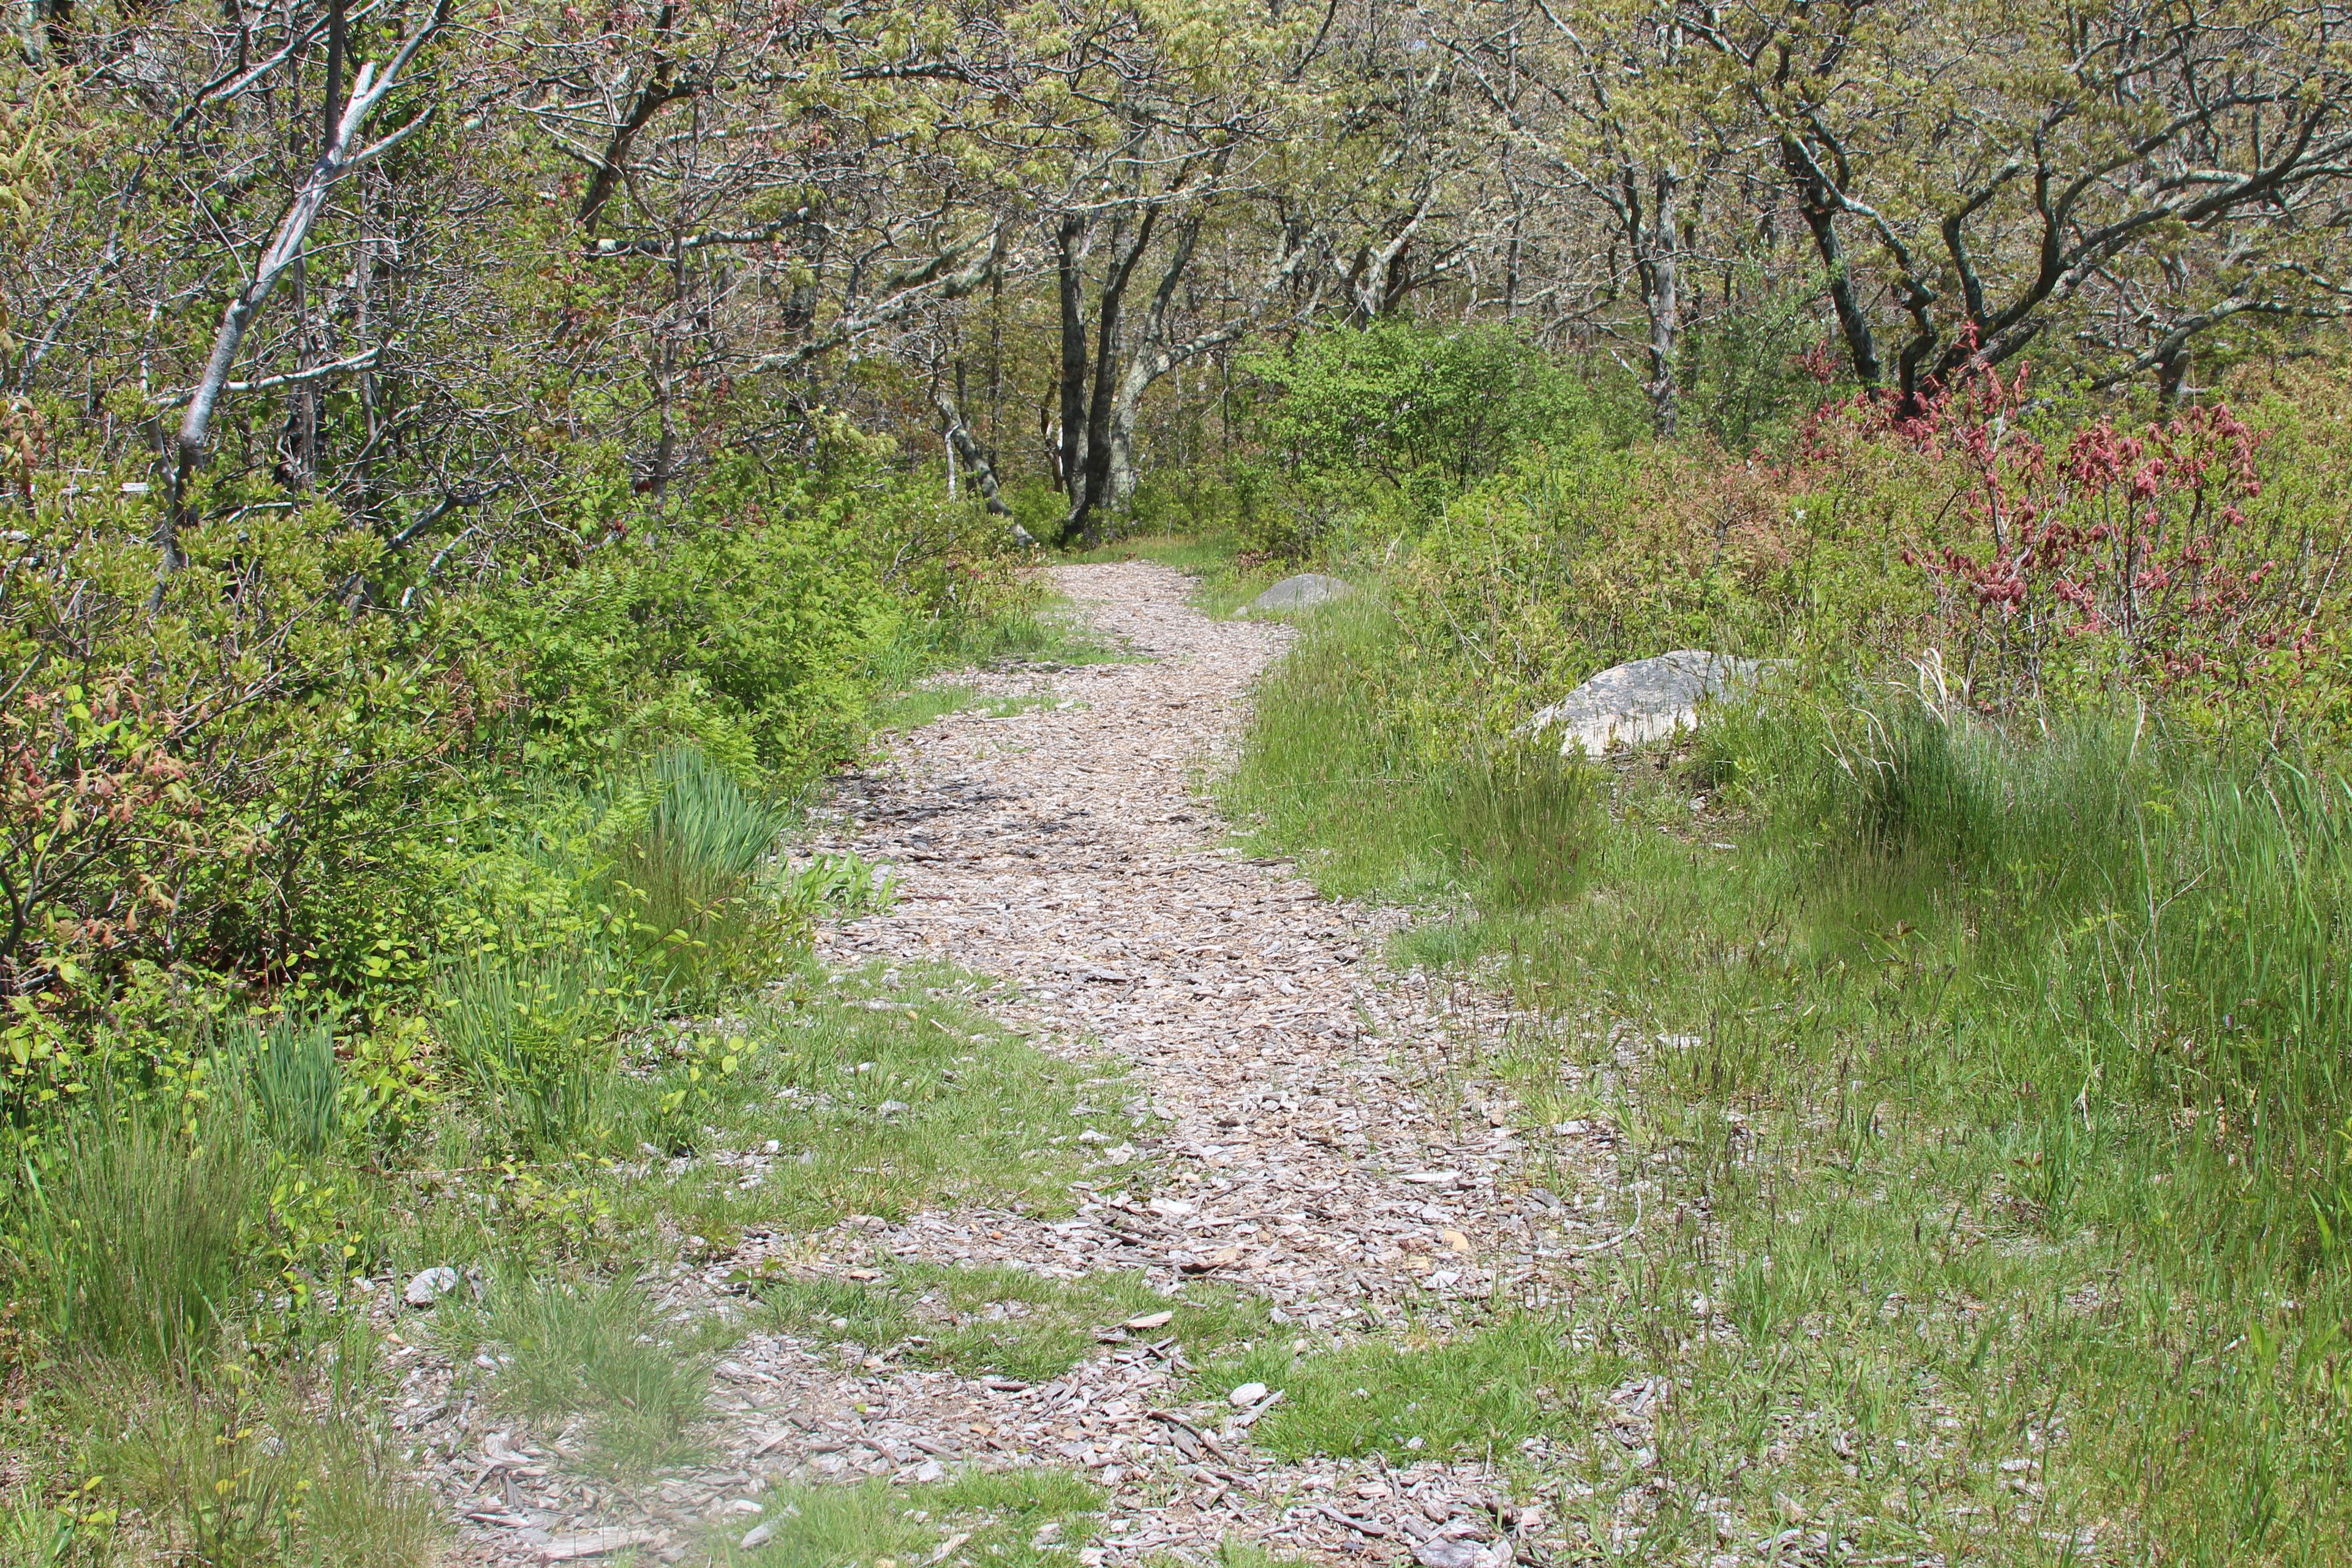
[1798,357,2340,733]
[0,494,484,1110]
[1251,321,1630,491]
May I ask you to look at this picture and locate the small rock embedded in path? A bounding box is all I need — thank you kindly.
[404,1265,459,1308]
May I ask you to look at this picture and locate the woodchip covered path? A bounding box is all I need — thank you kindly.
[442,562,1631,1567]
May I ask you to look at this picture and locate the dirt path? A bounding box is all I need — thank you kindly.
[443,563,1628,1566]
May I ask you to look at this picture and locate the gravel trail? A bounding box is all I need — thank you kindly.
[435,562,1630,1567]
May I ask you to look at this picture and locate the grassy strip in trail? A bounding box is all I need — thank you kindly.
[756,1263,1269,1385]
[1223,592,2352,1564]
[717,1469,1104,1568]
[1204,1315,1619,1465]
[0,962,1112,1563]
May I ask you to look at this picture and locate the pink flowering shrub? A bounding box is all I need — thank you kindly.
[1799,348,2342,733]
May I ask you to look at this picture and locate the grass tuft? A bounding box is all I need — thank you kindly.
[440,1267,725,1474]
[1202,1316,1613,1463]
[721,1471,1101,1568]
[19,1110,261,1364]
[756,1264,1267,1384]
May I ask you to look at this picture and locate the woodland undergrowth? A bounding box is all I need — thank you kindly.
[1217,350,2352,1565]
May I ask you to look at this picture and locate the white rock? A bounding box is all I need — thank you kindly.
[739,1522,776,1550]
[1228,1381,1270,1407]
[1526,649,1777,755]
[1409,1538,1512,1568]
[404,1265,460,1308]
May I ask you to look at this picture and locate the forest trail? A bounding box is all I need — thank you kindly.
[450,563,1629,1566]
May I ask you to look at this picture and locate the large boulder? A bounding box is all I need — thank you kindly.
[1528,650,1773,756]
[1243,573,1352,614]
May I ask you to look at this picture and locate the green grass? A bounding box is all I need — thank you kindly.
[868,689,1061,735]
[62,1346,441,1568]
[437,1268,731,1473]
[1202,1315,1617,1463]
[575,966,1110,1261]
[1225,596,1600,910]
[17,1109,265,1365]
[717,1470,1102,1568]
[755,1263,1268,1383]
[1226,596,2352,1564]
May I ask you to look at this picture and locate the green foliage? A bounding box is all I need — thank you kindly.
[1242,322,1638,550]
[215,1010,343,1157]
[434,946,639,1150]
[0,491,484,1112]
[597,746,801,991]
[489,462,897,783]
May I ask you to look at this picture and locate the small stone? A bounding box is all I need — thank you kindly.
[404,1266,459,1308]
[1228,1381,1269,1408]
[877,1099,910,1114]
[911,1458,946,1483]
[741,1523,777,1549]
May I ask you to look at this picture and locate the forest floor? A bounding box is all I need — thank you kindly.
[414,562,1646,1567]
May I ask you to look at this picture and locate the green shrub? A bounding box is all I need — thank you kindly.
[1248,321,1635,494]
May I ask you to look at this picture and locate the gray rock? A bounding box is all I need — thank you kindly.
[740,1522,776,1550]
[404,1265,460,1308]
[1527,650,1774,755]
[1408,1538,1512,1568]
[1243,573,1351,614]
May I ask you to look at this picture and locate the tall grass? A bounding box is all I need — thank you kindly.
[1231,598,2352,1562]
[600,746,795,989]
[1228,597,1597,910]
[17,1110,262,1363]
[436,945,633,1147]
[215,1009,342,1156]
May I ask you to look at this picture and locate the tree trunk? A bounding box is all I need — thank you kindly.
[1055,216,1090,507]
[1634,167,1683,438]
[1782,136,1881,389]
